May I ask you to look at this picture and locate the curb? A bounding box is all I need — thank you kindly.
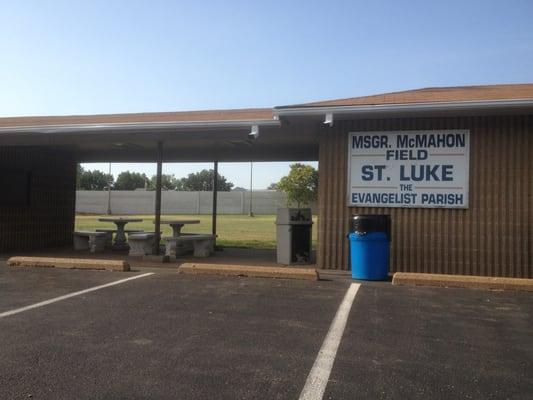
[7,256,130,272]
[392,272,533,292]
[179,263,319,281]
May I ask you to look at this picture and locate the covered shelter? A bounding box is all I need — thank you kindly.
[0,83,532,278]
[0,107,319,256]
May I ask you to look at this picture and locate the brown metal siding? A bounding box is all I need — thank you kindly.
[317,115,532,278]
[0,147,76,252]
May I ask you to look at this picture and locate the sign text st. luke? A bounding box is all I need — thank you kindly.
[347,130,470,208]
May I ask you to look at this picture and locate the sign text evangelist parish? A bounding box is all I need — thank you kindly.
[347,130,469,208]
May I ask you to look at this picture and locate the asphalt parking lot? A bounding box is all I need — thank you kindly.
[0,264,532,400]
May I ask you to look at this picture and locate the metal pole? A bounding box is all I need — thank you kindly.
[212,161,218,246]
[106,162,112,215]
[249,161,254,217]
[153,141,163,255]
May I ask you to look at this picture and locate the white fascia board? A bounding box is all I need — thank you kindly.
[273,99,533,117]
[0,119,280,134]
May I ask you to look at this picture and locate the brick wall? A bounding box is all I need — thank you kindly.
[0,147,76,252]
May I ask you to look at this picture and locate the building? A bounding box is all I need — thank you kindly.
[0,83,531,277]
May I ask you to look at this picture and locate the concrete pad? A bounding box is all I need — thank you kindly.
[179,263,319,280]
[7,256,130,272]
[392,272,533,292]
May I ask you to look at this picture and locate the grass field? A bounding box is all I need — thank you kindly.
[75,214,318,249]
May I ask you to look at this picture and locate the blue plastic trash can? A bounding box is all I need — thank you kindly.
[348,231,389,280]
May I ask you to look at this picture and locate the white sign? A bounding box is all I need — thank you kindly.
[347,130,469,208]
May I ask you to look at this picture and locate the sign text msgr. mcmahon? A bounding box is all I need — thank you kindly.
[348,130,470,209]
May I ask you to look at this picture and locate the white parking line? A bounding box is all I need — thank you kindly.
[299,282,361,400]
[0,272,154,319]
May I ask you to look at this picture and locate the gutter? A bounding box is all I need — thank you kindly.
[0,118,280,134]
[273,99,533,117]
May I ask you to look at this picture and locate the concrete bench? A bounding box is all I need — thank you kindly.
[73,231,108,253]
[169,233,204,255]
[127,232,158,257]
[163,234,216,258]
[96,229,144,248]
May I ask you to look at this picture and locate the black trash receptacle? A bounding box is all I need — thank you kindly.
[348,215,391,280]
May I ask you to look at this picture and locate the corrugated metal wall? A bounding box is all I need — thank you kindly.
[0,147,76,252]
[317,115,532,278]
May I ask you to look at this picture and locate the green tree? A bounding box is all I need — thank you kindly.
[78,168,113,191]
[180,169,234,191]
[76,164,84,189]
[114,171,147,190]
[277,163,318,208]
[146,174,182,191]
[267,182,278,190]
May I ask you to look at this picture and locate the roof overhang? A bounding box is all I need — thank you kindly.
[0,116,320,163]
[3,84,531,163]
[274,98,533,119]
[0,118,280,135]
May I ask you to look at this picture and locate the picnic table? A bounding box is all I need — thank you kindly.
[98,217,143,250]
[157,219,200,237]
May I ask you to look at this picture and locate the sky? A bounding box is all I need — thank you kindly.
[1,0,532,188]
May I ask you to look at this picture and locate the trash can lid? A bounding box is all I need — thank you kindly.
[349,214,391,240]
